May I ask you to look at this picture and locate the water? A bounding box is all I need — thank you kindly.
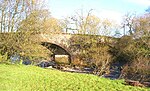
[103,62,124,79]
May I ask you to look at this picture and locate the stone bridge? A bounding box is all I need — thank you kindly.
[34,33,74,63]
[33,33,112,64]
[36,33,72,51]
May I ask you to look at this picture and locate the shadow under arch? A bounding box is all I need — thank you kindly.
[41,42,72,64]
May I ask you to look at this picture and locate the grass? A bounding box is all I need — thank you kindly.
[0,64,149,91]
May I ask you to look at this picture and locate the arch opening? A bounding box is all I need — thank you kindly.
[41,42,71,64]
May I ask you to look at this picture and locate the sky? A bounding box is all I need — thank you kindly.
[47,0,150,24]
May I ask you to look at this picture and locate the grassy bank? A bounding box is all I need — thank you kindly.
[0,64,149,91]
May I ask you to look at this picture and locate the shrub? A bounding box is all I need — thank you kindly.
[70,35,113,75]
[113,35,150,82]
[0,53,8,63]
[121,56,150,82]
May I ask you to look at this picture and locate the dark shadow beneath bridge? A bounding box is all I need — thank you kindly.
[41,42,71,64]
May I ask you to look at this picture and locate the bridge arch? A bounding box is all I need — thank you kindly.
[41,42,72,64]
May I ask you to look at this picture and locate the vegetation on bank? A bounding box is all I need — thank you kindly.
[68,12,150,82]
[0,64,149,91]
[0,0,149,84]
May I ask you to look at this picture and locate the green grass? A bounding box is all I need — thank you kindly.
[0,64,149,91]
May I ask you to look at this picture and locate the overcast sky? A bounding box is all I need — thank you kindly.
[47,0,150,24]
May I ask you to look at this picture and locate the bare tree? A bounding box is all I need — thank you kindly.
[122,13,136,35]
[0,0,51,60]
[0,0,46,33]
